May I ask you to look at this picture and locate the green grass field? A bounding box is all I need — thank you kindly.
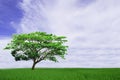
[0,68,120,80]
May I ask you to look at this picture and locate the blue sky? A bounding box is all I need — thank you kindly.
[0,0,22,37]
[1,0,120,68]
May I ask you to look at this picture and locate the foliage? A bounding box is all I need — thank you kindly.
[5,32,68,69]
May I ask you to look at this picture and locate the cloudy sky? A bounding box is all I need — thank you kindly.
[1,0,120,68]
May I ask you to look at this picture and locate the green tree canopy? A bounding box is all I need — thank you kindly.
[5,32,68,70]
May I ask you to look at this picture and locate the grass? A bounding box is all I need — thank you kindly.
[0,68,120,80]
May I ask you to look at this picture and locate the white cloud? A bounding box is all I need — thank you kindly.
[1,0,120,68]
[17,0,120,48]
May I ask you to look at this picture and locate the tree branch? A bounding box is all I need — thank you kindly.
[36,49,50,63]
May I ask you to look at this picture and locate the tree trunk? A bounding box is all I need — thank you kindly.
[32,62,36,70]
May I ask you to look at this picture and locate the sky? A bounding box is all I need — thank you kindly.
[1,0,120,68]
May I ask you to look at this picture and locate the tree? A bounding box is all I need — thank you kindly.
[5,32,68,70]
